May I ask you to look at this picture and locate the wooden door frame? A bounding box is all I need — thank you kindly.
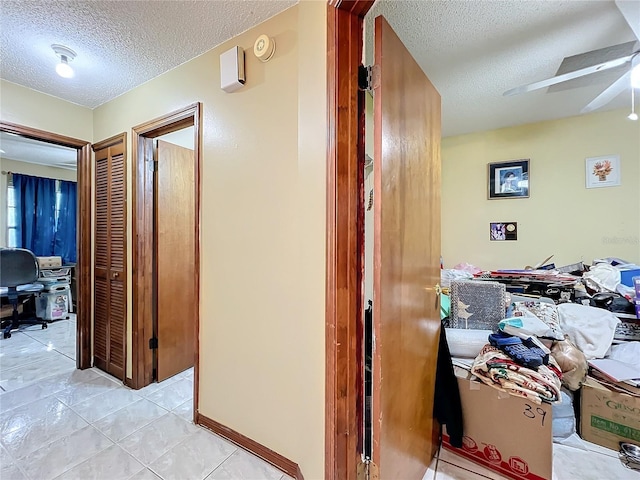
[325,1,374,480]
[92,133,127,380]
[0,121,92,370]
[130,103,201,401]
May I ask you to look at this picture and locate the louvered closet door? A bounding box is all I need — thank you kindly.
[93,137,127,380]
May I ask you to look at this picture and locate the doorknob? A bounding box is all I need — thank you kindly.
[111,272,120,279]
[434,283,441,295]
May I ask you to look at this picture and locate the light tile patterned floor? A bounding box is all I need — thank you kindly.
[3,318,636,480]
[0,318,291,480]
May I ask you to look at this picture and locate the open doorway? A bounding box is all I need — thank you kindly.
[130,104,201,418]
[0,122,91,369]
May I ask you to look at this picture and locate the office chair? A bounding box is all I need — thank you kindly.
[0,248,46,339]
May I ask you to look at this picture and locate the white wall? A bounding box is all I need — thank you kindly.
[0,158,77,247]
[0,80,93,142]
[442,108,640,269]
[92,3,326,477]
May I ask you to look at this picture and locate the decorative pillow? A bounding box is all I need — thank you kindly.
[450,280,506,330]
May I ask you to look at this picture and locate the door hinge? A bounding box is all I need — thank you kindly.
[149,337,158,349]
[148,160,158,172]
[357,457,379,480]
[358,64,380,92]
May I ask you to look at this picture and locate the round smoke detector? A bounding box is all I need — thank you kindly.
[254,34,275,63]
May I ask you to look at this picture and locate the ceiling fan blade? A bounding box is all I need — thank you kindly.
[616,0,640,41]
[503,55,634,96]
[581,70,631,113]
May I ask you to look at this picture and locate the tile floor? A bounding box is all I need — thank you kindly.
[2,317,637,480]
[0,317,291,480]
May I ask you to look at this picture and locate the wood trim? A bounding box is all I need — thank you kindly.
[92,132,126,152]
[92,133,127,381]
[0,121,92,370]
[196,413,304,480]
[0,121,89,149]
[330,0,375,16]
[192,105,202,421]
[76,144,92,370]
[131,104,198,137]
[325,2,373,480]
[130,103,201,392]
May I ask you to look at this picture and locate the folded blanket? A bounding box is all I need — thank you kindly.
[471,345,563,404]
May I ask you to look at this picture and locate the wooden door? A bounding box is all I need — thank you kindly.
[372,16,442,479]
[155,139,196,381]
[93,135,127,380]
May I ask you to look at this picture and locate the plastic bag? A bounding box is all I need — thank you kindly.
[609,342,640,367]
[553,390,575,441]
[440,269,473,288]
[557,303,619,359]
[550,336,588,391]
[452,263,482,275]
[583,263,620,292]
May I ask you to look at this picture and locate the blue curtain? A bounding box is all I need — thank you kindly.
[12,174,59,258]
[54,180,77,263]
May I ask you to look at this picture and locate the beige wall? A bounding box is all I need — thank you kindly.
[93,3,326,478]
[442,108,640,270]
[0,80,93,142]
[0,158,77,247]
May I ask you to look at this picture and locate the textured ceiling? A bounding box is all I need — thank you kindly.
[365,0,639,136]
[0,0,637,136]
[0,132,77,170]
[0,0,296,108]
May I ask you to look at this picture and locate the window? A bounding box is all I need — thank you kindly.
[6,179,17,247]
[55,180,63,227]
[6,177,63,247]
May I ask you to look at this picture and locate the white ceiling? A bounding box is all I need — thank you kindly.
[0,0,638,137]
[0,132,77,170]
[0,0,296,108]
[366,0,639,136]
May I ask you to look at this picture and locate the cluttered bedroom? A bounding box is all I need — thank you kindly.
[364,109,640,479]
[358,1,640,477]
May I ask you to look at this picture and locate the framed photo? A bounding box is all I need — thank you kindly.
[488,159,529,199]
[490,222,518,241]
[585,154,620,188]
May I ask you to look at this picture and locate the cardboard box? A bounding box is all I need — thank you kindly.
[633,276,640,298]
[580,376,640,451]
[620,268,640,287]
[37,256,62,269]
[442,367,552,480]
[1,303,22,318]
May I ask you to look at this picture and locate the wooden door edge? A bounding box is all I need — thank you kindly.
[325,2,374,480]
[130,103,201,404]
[92,132,127,381]
[0,122,92,371]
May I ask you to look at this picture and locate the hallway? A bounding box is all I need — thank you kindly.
[0,319,290,480]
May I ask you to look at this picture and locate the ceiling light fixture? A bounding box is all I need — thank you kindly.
[632,64,640,90]
[631,54,640,90]
[52,44,76,78]
[628,87,638,121]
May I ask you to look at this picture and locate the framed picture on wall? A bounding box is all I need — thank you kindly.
[585,154,621,188]
[488,159,530,199]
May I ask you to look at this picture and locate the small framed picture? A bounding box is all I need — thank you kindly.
[490,222,518,241]
[585,155,621,188]
[488,159,530,199]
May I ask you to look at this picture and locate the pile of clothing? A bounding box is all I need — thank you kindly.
[471,343,562,405]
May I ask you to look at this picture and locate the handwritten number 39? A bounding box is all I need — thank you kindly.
[523,404,547,427]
